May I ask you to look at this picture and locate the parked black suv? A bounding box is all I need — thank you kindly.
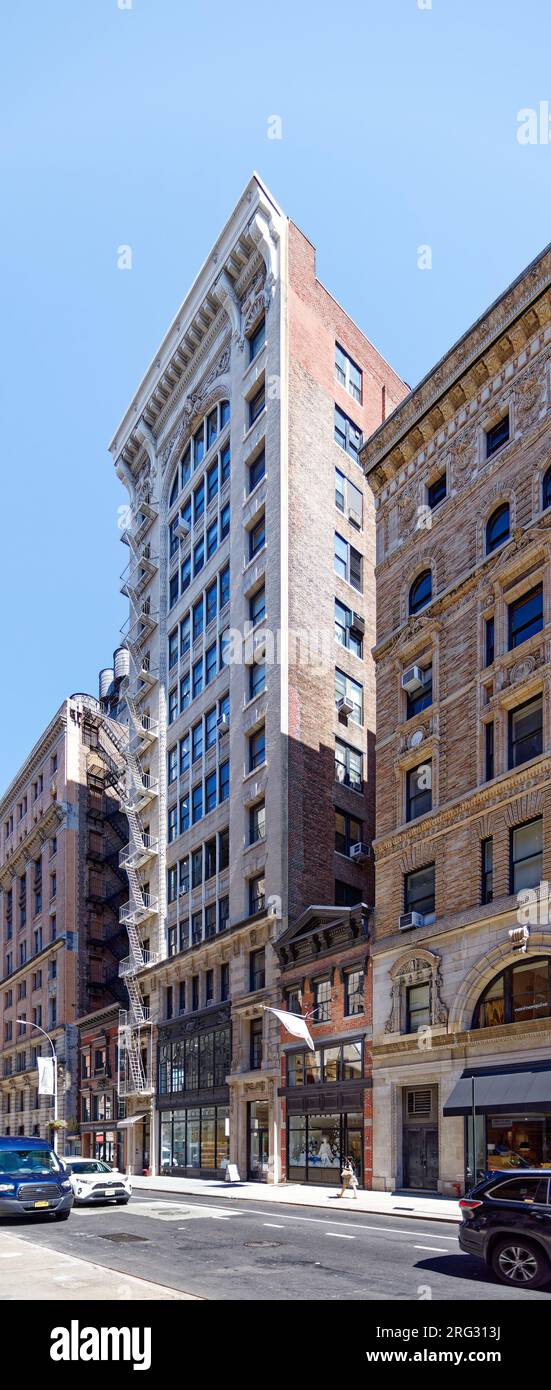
[459,1170,551,1289]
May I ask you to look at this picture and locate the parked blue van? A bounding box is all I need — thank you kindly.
[0,1136,74,1219]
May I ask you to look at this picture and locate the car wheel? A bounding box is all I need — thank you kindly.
[53,1211,71,1222]
[491,1237,549,1289]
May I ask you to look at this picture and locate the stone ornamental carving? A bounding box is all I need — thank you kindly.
[397,489,418,531]
[515,371,544,432]
[508,652,542,685]
[452,424,478,483]
[135,457,156,505]
[160,345,231,474]
[237,270,269,351]
[385,950,448,1033]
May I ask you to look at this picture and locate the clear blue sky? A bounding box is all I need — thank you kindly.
[1,0,549,786]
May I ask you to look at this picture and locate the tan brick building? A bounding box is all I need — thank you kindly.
[363,244,551,1194]
[0,694,128,1153]
[108,174,405,1181]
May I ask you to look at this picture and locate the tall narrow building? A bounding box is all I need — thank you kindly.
[110,174,405,1180]
[363,244,551,1194]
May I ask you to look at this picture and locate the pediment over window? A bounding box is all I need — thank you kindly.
[275,904,370,969]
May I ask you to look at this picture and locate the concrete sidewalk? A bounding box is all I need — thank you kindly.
[0,1231,198,1300]
[133,1174,461,1223]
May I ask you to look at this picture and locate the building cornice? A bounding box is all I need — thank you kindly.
[361,244,551,492]
[109,174,284,476]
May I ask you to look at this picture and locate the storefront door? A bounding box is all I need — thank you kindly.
[404,1125,438,1189]
[248,1101,269,1181]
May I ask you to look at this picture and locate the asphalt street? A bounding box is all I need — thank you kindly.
[3,1188,551,1301]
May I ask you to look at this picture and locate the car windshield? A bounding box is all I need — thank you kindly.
[0,1147,62,1174]
[68,1161,112,1174]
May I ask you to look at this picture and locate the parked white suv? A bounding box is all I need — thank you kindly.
[65,1159,132,1206]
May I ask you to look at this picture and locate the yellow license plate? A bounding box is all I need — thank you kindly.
[34,1200,49,1208]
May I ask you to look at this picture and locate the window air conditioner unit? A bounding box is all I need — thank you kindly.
[175,519,191,539]
[217,714,230,735]
[337,696,353,720]
[178,887,188,898]
[349,842,371,863]
[348,507,362,528]
[350,612,365,639]
[401,665,424,693]
[399,911,424,931]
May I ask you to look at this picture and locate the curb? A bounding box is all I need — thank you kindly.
[132,1181,461,1224]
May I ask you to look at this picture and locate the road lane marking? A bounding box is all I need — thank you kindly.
[326,1232,355,1240]
[263,1223,285,1229]
[114,1197,459,1241]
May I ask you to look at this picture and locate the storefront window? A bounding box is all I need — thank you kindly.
[286,1111,364,1187]
[287,1040,364,1086]
[288,1115,307,1180]
[308,1116,340,1178]
[187,1109,200,1168]
[187,1037,199,1091]
[173,1116,186,1170]
[248,1101,270,1180]
[200,1107,216,1168]
[216,1108,229,1169]
[486,1114,551,1171]
[161,1117,172,1171]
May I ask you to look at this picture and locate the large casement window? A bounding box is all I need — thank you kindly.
[508,584,543,650]
[485,503,510,554]
[406,983,431,1034]
[473,957,551,1029]
[287,1038,363,1086]
[510,817,543,894]
[406,761,432,821]
[404,864,435,921]
[408,569,432,616]
[508,694,543,769]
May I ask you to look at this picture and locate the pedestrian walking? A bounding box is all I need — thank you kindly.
[337,1156,358,1199]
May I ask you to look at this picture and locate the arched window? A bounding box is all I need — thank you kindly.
[486,503,510,554]
[473,956,550,1029]
[409,569,432,616]
[167,399,230,512]
[543,466,551,511]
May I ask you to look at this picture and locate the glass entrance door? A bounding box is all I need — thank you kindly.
[248,1101,270,1180]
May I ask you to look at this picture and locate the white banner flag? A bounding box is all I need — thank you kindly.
[37,1057,55,1096]
[265,1006,315,1051]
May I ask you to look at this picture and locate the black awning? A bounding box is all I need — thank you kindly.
[443,1066,551,1117]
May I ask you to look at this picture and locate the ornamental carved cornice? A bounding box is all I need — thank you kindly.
[362,256,551,486]
[159,343,231,477]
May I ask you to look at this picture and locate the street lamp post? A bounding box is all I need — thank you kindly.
[15,1019,58,1152]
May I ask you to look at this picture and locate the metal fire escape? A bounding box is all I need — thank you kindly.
[110,495,161,1098]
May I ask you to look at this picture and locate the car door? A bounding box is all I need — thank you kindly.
[485,1176,548,1238]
